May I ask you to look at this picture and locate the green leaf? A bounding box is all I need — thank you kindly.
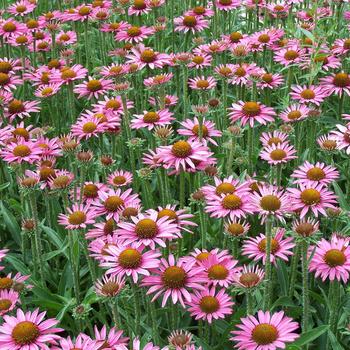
[0,201,21,245]
[291,325,329,346]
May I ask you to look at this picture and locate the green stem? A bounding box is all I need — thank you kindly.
[263,215,273,310]
[301,239,310,336]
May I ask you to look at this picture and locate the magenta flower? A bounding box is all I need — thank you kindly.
[0,72,22,92]
[107,169,133,187]
[230,310,299,349]
[232,265,265,289]
[0,308,63,349]
[174,16,209,33]
[71,115,108,140]
[58,203,96,230]
[251,185,291,223]
[94,274,125,297]
[242,228,295,265]
[260,142,297,165]
[197,254,240,288]
[52,64,88,85]
[116,210,180,249]
[215,0,240,11]
[188,76,217,90]
[73,77,114,100]
[4,99,40,121]
[93,188,140,221]
[115,25,155,43]
[309,235,350,283]
[331,123,350,154]
[157,140,213,172]
[141,254,206,307]
[205,190,254,220]
[132,337,160,350]
[131,108,174,130]
[229,101,276,127]
[288,183,337,218]
[274,45,306,66]
[52,334,100,350]
[0,289,20,316]
[201,176,249,199]
[90,326,128,350]
[1,139,41,164]
[279,104,310,123]
[101,244,161,283]
[260,131,289,147]
[291,161,339,186]
[187,287,234,323]
[290,85,328,105]
[257,72,284,89]
[127,44,171,70]
[178,117,222,145]
[320,72,350,96]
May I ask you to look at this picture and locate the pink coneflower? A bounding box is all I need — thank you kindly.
[7,33,33,47]
[0,289,20,316]
[224,219,250,238]
[0,19,26,39]
[305,52,342,72]
[251,185,291,223]
[107,170,133,187]
[95,274,125,297]
[215,0,240,11]
[34,84,62,98]
[178,117,222,145]
[230,310,299,349]
[201,176,249,199]
[100,63,127,78]
[251,28,284,50]
[101,244,161,283]
[0,308,63,349]
[288,183,337,218]
[188,54,212,69]
[290,85,328,105]
[291,161,339,186]
[0,272,31,291]
[35,137,62,158]
[4,99,40,121]
[198,254,240,288]
[86,218,117,240]
[151,204,197,233]
[71,115,107,140]
[232,265,265,289]
[131,109,174,130]
[93,188,140,221]
[309,235,350,283]
[0,73,22,92]
[292,217,319,237]
[229,101,276,127]
[56,31,77,46]
[186,5,214,17]
[48,169,75,190]
[100,21,129,33]
[274,45,306,66]
[73,77,114,100]
[128,0,151,15]
[127,45,171,70]
[132,337,159,350]
[228,63,263,86]
[141,254,206,307]
[257,72,284,89]
[330,123,350,154]
[242,228,295,265]
[93,96,133,117]
[188,76,217,90]
[89,236,119,262]
[1,139,41,164]
[332,38,350,56]
[116,210,179,249]
[320,72,350,97]
[90,326,128,350]
[115,25,155,43]
[149,94,178,107]
[174,16,209,33]
[157,140,213,172]
[52,334,99,350]
[260,131,289,147]
[7,1,36,16]
[144,73,173,87]
[168,330,193,349]
[53,65,88,85]
[58,203,96,230]
[260,142,297,165]
[279,104,310,123]
[74,182,107,204]
[205,190,254,220]
[187,287,233,323]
